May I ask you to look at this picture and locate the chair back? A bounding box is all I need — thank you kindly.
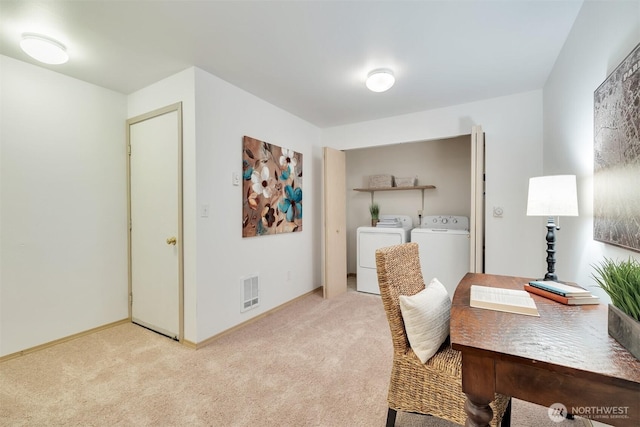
[375,242,426,355]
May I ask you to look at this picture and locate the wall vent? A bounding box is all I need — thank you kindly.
[241,274,259,312]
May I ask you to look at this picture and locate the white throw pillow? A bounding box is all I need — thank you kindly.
[398,277,451,363]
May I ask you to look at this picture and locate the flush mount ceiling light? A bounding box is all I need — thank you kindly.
[366,68,395,92]
[20,33,69,65]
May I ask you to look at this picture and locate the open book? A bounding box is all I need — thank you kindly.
[470,285,540,317]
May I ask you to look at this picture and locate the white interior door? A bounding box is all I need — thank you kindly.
[323,147,347,298]
[128,103,183,340]
[470,125,485,273]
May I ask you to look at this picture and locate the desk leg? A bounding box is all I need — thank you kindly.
[464,395,493,427]
[461,353,495,427]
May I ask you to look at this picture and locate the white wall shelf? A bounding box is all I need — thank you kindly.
[353,185,436,192]
[353,185,436,204]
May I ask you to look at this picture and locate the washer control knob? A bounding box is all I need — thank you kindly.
[442,218,448,224]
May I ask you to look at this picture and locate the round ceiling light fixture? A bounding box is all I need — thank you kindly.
[366,68,395,92]
[20,33,69,65]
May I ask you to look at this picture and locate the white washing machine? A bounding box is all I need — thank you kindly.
[357,215,414,295]
[411,215,470,299]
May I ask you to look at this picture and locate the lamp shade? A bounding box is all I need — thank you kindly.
[527,175,578,216]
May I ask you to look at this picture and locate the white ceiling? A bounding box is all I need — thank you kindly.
[0,0,584,128]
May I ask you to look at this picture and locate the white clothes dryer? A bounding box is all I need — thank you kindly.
[411,215,470,299]
[356,215,413,295]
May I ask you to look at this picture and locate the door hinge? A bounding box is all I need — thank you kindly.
[129,293,133,305]
[128,144,131,156]
[129,218,132,231]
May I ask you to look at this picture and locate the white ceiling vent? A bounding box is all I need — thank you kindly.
[241,274,259,312]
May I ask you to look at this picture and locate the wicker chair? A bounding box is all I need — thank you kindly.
[375,242,511,427]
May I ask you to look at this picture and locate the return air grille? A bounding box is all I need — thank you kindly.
[241,274,259,312]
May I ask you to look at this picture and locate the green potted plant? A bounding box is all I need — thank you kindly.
[369,203,380,227]
[592,257,640,360]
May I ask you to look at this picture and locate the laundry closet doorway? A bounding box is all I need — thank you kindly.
[339,126,485,281]
[127,102,184,341]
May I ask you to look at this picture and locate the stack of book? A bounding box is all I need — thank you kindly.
[524,280,599,305]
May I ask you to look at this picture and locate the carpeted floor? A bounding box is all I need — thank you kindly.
[0,288,594,426]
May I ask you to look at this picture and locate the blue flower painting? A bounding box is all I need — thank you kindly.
[242,136,303,237]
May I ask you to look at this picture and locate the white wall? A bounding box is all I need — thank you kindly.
[323,91,544,278]
[192,68,322,342]
[0,55,128,357]
[543,0,640,297]
[344,136,471,273]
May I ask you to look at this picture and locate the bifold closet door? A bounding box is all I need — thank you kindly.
[323,147,347,298]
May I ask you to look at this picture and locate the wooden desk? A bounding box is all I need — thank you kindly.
[450,273,640,427]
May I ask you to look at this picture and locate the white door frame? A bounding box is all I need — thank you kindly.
[470,125,485,273]
[126,102,184,341]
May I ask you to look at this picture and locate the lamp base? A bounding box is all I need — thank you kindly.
[542,216,561,282]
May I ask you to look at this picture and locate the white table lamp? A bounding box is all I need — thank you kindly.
[527,175,578,281]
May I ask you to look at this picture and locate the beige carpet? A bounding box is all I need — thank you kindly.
[0,289,593,426]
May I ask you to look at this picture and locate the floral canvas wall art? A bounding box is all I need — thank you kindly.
[242,136,303,237]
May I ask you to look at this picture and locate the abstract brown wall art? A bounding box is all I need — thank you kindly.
[242,136,303,237]
[593,43,640,252]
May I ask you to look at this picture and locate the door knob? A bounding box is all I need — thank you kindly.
[166,237,177,245]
